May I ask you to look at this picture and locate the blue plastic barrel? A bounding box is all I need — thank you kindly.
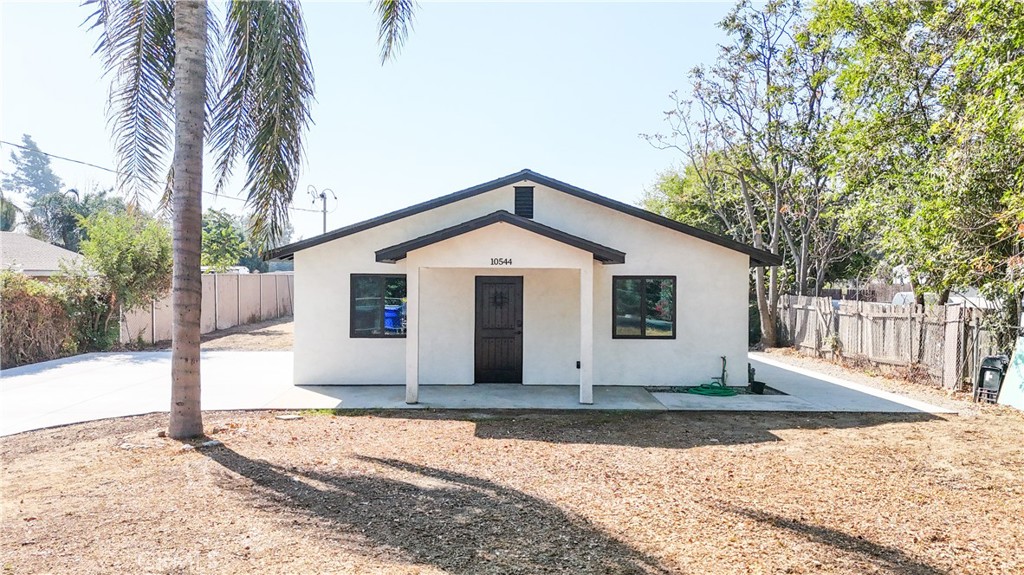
[384,305,402,332]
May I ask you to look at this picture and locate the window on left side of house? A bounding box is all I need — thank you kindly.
[351,274,407,338]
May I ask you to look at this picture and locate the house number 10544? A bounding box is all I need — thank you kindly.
[490,258,512,266]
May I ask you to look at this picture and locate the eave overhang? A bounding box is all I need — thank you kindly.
[374,210,626,265]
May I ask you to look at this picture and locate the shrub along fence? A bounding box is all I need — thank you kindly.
[777,295,999,391]
[1,269,117,369]
[1,272,75,368]
[120,272,294,345]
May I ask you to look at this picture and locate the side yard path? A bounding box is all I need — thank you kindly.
[759,348,985,416]
[156,316,294,351]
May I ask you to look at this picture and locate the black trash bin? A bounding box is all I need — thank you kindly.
[974,355,1009,404]
[747,363,766,395]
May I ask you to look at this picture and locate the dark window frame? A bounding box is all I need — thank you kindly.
[350,273,407,339]
[611,275,677,340]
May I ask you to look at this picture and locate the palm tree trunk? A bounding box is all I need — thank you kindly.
[169,0,207,439]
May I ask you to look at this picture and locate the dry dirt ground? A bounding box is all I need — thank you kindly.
[2,326,1023,574]
[152,317,294,352]
[3,408,1022,575]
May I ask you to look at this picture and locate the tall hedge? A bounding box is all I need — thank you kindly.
[0,267,119,369]
[0,272,74,368]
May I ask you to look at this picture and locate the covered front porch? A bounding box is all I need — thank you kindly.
[373,210,626,405]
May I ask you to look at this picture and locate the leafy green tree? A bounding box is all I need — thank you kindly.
[201,208,246,272]
[0,194,18,231]
[645,0,861,344]
[642,163,748,241]
[1,134,63,203]
[813,0,1024,315]
[24,188,126,252]
[87,0,416,438]
[237,247,268,273]
[52,262,119,352]
[238,216,292,273]
[79,210,172,315]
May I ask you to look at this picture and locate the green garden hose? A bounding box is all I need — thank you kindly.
[685,356,739,396]
[685,383,739,396]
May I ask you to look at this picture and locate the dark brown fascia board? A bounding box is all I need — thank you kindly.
[268,168,782,267]
[267,170,534,260]
[523,171,782,266]
[375,210,626,264]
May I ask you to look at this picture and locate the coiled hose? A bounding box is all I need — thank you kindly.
[685,356,739,396]
[685,383,739,396]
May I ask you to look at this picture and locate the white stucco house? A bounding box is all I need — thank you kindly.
[269,169,780,404]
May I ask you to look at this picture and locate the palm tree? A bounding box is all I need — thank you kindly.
[88,0,416,438]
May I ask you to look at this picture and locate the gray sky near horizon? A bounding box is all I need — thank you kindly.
[1,0,734,242]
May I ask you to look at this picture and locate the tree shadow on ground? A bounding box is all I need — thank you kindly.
[718,503,948,575]
[203,446,671,575]
[330,410,944,450]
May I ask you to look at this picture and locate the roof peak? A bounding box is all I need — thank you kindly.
[267,169,781,267]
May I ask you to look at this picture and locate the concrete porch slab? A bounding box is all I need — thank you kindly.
[2,350,955,437]
[270,384,668,411]
[652,391,820,411]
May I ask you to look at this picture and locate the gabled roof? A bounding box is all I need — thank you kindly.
[268,169,782,266]
[0,232,85,276]
[376,210,626,264]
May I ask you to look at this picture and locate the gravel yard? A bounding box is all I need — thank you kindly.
[3,404,1022,574]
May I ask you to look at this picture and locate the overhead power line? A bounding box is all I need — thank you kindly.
[0,138,322,213]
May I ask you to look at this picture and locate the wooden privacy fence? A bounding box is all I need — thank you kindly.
[120,272,294,345]
[777,295,998,390]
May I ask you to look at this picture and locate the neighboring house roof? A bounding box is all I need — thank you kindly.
[375,210,627,264]
[0,232,85,276]
[268,169,783,266]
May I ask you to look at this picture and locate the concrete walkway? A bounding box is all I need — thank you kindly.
[0,351,953,436]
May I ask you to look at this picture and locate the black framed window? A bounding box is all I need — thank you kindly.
[351,274,407,338]
[612,276,676,339]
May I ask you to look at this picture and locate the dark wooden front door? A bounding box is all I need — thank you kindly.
[475,276,523,383]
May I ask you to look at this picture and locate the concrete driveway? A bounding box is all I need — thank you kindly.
[0,351,952,436]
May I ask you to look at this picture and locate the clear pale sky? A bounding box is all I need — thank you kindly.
[1,1,734,242]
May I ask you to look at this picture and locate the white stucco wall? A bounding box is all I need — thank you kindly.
[417,267,581,385]
[293,178,750,388]
[530,185,750,386]
[294,192,514,385]
[409,223,588,385]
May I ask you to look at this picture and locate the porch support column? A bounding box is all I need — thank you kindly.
[579,262,594,404]
[405,265,420,404]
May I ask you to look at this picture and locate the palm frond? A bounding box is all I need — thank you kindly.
[374,0,417,64]
[212,0,314,251]
[210,0,257,195]
[85,0,176,205]
[158,165,174,214]
[204,3,225,142]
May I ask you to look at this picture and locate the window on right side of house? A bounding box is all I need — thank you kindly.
[612,276,676,339]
